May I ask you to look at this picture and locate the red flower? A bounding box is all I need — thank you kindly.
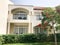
[37,24,42,27]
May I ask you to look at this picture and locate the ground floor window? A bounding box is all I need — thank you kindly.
[14,26,28,34]
[34,27,47,34]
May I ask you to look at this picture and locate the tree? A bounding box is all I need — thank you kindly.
[56,5,60,14]
[43,7,60,45]
[55,5,60,23]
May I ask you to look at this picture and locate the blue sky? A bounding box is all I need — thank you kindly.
[11,0,60,7]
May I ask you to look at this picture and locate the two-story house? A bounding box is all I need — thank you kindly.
[0,0,60,35]
[7,5,46,34]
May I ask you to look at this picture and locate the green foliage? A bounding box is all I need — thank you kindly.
[43,7,56,15]
[48,33,60,42]
[0,34,60,44]
[43,7,60,22]
[0,34,47,44]
[56,5,60,9]
[42,7,60,32]
[56,5,60,14]
[47,34,55,42]
[17,34,37,43]
[56,25,60,30]
[2,35,16,43]
[0,36,4,45]
[36,33,47,42]
[56,33,60,42]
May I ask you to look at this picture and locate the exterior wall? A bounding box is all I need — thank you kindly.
[0,0,8,34]
[8,5,43,34]
[0,0,57,34]
[8,5,33,22]
[8,5,59,34]
[10,23,14,34]
[9,23,29,34]
[0,0,14,34]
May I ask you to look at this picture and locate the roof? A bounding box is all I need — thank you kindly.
[33,7,45,10]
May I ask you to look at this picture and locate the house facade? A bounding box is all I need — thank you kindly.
[8,5,45,34]
[0,0,60,35]
[7,5,60,35]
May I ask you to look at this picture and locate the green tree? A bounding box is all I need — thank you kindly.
[55,5,60,23]
[56,5,60,14]
[42,7,60,45]
[43,7,60,23]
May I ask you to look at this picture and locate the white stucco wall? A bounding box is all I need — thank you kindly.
[0,0,14,34]
[0,0,8,34]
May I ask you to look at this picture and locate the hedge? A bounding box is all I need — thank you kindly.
[0,33,60,44]
[47,33,60,42]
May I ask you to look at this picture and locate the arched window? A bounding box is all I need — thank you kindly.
[13,11,27,20]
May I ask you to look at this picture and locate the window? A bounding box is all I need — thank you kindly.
[35,12,43,20]
[36,15,42,20]
[34,27,47,34]
[34,27,40,34]
[13,11,27,20]
[14,26,28,34]
[34,27,44,34]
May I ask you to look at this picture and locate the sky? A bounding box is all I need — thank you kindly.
[11,0,60,7]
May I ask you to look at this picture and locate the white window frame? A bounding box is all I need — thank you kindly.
[13,12,27,20]
[14,26,28,34]
[35,12,43,20]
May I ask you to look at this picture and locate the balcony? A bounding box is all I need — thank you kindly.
[8,14,30,23]
[13,13,27,20]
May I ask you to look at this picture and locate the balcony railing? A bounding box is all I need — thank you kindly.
[13,14,27,20]
[8,14,42,23]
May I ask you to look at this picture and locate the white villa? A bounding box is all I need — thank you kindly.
[8,5,45,34]
[0,0,60,35]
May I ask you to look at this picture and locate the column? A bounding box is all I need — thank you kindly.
[31,24,34,33]
[8,23,10,34]
[28,11,32,33]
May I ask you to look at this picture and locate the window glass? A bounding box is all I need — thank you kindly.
[35,12,43,20]
[14,26,28,34]
[13,11,27,20]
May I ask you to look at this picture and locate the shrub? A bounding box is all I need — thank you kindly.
[0,33,60,44]
[36,33,47,42]
[2,35,16,43]
[1,34,47,43]
[47,34,55,42]
[17,34,37,43]
[56,33,60,42]
[47,33,60,42]
[0,36,4,45]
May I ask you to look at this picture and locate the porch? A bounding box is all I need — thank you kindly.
[7,23,32,34]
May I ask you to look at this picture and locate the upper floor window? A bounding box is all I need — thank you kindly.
[13,11,27,20]
[35,12,43,20]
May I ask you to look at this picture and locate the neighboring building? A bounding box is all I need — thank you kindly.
[0,0,13,34]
